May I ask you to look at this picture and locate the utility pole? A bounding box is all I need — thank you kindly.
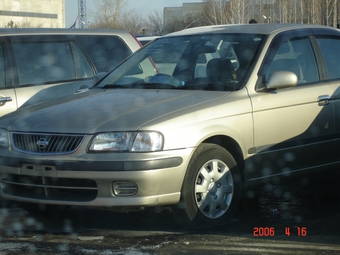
[78,0,87,29]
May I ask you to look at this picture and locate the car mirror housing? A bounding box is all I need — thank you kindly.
[256,71,298,92]
[93,72,108,84]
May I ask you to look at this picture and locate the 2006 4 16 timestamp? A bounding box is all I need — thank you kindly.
[253,227,307,237]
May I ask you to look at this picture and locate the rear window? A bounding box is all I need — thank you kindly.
[12,41,94,86]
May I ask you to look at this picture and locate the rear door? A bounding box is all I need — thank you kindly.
[0,36,18,116]
[313,30,340,162]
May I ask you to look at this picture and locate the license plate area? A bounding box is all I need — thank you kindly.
[21,163,57,177]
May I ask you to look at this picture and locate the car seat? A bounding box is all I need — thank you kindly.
[206,58,236,82]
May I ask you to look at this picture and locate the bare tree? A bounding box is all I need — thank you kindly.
[202,0,229,25]
[90,0,340,33]
[90,0,127,29]
[183,12,206,28]
[202,0,258,25]
[5,20,18,28]
[163,9,205,34]
[89,0,146,34]
[324,0,337,26]
[164,16,185,33]
[120,11,145,34]
[334,0,338,28]
[228,0,249,24]
[311,0,323,25]
[163,14,196,34]
[145,10,164,35]
[299,0,307,23]
[4,20,43,28]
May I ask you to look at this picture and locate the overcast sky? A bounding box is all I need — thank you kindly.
[65,0,203,28]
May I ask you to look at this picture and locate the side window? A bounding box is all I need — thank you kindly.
[265,37,318,85]
[316,37,340,80]
[76,35,132,72]
[70,42,94,79]
[12,41,93,86]
[0,45,5,88]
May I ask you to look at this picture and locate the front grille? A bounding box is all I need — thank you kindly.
[0,174,98,202]
[12,132,85,154]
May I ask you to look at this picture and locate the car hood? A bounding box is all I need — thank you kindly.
[1,89,231,133]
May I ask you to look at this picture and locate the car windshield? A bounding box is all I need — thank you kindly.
[96,33,264,91]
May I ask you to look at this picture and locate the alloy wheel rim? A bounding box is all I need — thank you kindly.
[194,159,234,219]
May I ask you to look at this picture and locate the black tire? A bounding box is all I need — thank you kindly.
[172,143,242,230]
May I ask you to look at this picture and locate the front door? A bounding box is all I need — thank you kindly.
[249,35,335,181]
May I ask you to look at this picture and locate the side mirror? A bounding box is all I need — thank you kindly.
[256,71,298,92]
[76,72,109,93]
[93,72,107,84]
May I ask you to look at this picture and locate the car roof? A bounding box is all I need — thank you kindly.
[137,36,160,41]
[163,23,339,37]
[0,28,131,37]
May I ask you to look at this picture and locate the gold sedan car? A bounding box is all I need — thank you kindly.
[0,24,339,230]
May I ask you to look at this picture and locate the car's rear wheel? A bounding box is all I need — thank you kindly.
[172,143,242,230]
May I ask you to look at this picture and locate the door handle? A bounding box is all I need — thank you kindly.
[0,96,12,106]
[317,95,330,106]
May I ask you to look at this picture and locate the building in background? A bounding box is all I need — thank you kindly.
[164,2,203,33]
[0,0,65,28]
[182,2,204,15]
[164,7,183,26]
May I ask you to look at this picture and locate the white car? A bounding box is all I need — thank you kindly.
[137,36,160,46]
[0,28,141,116]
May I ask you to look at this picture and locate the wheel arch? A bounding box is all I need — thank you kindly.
[202,135,245,183]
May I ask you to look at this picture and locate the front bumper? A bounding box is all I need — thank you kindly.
[0,148,194,208]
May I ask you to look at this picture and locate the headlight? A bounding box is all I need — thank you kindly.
[89,131,163,152]
[131,132,163,152]
[89,133,133,151]
[0,129,9,149]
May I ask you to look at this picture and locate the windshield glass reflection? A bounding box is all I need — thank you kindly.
[96,34,264,91]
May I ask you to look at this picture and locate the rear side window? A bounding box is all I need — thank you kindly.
[316,37,340,80]
[12,41,94,86]
[76,35,132,72]
[70,42,94,79]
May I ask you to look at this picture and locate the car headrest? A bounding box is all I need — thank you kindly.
[206,58,236,81]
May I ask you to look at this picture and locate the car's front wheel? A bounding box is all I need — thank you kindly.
[172,143,242,230]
